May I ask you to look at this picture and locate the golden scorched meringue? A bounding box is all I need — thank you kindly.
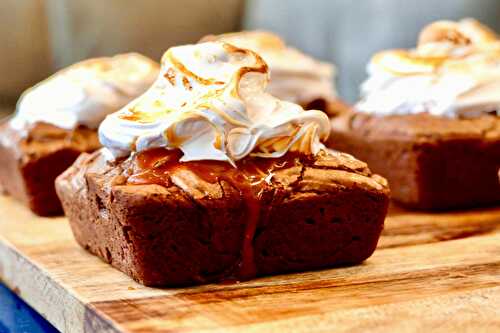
[357,19,500,118]
[202,31,337,106]
[11,53,159,131]
[98,42,330,164]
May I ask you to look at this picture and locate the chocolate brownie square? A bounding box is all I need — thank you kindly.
[329,112,500,210]
[55,148,389,287]
[0,121,100,216]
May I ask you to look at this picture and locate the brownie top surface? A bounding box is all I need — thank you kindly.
[0,121,100,162]
[72,148,389,205]
[331,111,500,142]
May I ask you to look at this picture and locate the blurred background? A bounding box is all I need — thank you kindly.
[1,0,500,116]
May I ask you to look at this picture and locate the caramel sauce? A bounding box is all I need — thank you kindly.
[127,148,302,281]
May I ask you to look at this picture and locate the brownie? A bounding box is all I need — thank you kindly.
[306,98,350,118]
[0,121,100,216]
[329,111,500,210]
[55,148,389,287]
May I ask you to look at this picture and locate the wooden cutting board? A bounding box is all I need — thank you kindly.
[0,195,499,333]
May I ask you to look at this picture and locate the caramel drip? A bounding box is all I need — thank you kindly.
[127,148,301,281]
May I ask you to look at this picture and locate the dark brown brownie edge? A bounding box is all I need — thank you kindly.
[56,149,389,287]
[329,113,500,210]
[0,122,100,216]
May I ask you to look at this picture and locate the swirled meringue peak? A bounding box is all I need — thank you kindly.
[11,53,159,131]
[357,19,500,118]
[202,31,336,106]
[98,42,330,164]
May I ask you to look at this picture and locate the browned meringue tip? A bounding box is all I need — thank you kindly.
[418,18,498,47]
[199,30,286,50]
[159,42,268,83]
[54,53,160,81]
[124,42,271,125]
[371,50,445,75]
[369,18,500,76]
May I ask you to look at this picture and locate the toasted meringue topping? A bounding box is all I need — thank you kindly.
[202,31,337,106]
[357,19,500,118]
[418,19,498,47]
[99,42,330,163]
[11,53,159,131]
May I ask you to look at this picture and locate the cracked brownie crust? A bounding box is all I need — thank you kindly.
[56,148,389,287]
[329,112,500,210]
[0,121,100,216]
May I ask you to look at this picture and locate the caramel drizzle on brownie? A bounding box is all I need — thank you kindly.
[127,148,302,281]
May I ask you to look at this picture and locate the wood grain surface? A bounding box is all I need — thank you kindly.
[0,195,499,333]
